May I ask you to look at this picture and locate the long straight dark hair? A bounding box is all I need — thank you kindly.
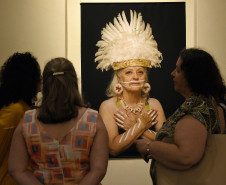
[38,58,84,124]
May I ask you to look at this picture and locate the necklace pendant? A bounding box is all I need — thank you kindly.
[120,98,144,114]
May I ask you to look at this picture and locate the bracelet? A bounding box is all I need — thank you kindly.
[146,142,150,155]
[144,142,151,163]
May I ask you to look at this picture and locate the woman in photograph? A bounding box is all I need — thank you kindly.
[95,10,166,157]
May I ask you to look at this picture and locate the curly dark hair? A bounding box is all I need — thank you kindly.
[38,57,85,124]
[0,52,41,109]
[180,48,225,103]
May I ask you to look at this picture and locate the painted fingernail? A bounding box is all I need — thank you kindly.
[116,113,125,120]
[150,111,156,117]
[116,118,124,124]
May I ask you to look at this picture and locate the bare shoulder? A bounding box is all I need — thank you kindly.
[99,97,117,113]
[100,97,116,107]
[148,98,163,109]
[217,106,225,130]
[99,97,118,129]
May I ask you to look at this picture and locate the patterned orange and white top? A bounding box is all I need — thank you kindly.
[22,108,97,185]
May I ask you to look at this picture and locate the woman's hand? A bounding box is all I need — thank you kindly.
[135,139,152,163]
[139,109,158,130]
[114,109,158,130]
[114,109,136,130]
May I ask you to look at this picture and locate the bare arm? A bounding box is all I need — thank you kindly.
[8,122,42,185]
[141,98,166,141]
[149,98,166,131]
[136,115,207,170]
[217,106,225,133]
[79,115,109,185]
[115,109,158,141]
[99,100,151,156]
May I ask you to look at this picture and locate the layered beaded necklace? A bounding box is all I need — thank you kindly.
[120,96,144,114]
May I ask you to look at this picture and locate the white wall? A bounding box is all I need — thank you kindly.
[0,0,225,185]
[196,0,226,81]
[102,159,153,185]
[0,0,66,71]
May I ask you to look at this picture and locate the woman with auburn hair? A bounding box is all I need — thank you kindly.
[8,57,109,185]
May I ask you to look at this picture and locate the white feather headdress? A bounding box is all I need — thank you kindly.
[95,10,163,71]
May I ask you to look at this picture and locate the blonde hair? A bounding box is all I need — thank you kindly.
[106,70,121,97]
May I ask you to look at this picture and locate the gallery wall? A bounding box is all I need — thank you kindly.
[0,0,225,185]
[0,0,66,71]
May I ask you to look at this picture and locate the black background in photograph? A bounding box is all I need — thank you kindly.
[81,3,186,158]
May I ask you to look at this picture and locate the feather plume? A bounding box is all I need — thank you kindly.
[136,13,142,32]
[106,24,118,37]
[122,11,130,32]
[117,12,127,31]
[109,22,121,35]
[113,17,123,32]
[101,29,114,40]
[96,40,108,47]
[95,10,163,71]
[129,10,134,32]
[140,21,145,33]
[133,10,137,31]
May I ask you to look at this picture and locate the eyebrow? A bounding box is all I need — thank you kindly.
[137,67,144,70]
[124,67,145,72]
[124,69,132,72]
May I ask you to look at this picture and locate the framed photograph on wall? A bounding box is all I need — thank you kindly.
[80,2,186,158]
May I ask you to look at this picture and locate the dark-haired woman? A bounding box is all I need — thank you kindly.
[8,57,109,185]
[0,52,41,185]
[136,48,226,185]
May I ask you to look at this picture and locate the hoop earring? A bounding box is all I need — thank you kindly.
[114,83,123,95]
[142,83,151,94]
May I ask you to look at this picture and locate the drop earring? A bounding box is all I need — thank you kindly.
[114,83,123,95]
[142,83,151,94]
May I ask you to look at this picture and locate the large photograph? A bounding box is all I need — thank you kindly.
[81,2,185,158]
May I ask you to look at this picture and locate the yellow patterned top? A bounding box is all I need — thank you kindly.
[0,100,30,185]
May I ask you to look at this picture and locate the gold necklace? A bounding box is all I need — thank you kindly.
[120,97,144,114]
